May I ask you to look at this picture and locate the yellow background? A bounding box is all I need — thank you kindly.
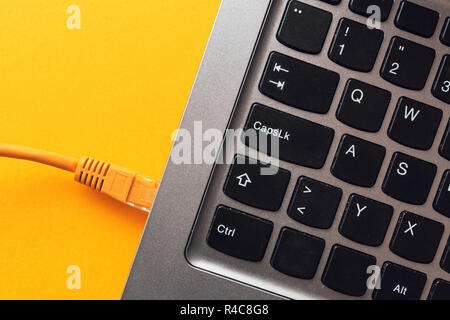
[0,0,220,299]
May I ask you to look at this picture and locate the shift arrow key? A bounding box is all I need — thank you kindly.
[224,155,291,211]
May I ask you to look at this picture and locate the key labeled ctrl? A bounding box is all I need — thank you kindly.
[207,206,273,261]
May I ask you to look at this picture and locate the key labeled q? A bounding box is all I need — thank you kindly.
[351,89,364,104]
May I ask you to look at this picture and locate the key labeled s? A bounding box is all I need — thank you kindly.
[397,162,408,176]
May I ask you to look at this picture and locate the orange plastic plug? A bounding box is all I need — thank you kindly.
[0,143,158,212]
[74,156,158,212]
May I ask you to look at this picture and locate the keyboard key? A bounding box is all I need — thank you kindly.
[380,36,435,90]
[336,79,391,132]
[277,1,332,54]
[395,1,439,38]
[434,170,450,218]
[439,119,450,160]
[223,155,290,211]
[388,97,442,150]
[331,134,386,187]
[372,262,426,300]
[339,194,393,246]
[271,227,325,279]
[390,211,444,264]
[328,18,384,72]
[259,52,340,114]
[243,104,335,169]
[441,17,450,46]
[441,237,450,273]
[322,244,376,297]
[382,152,437,205]
[319,0,341,4]
[428,279,450,300]
[349,0,393,22]
[432,55,450,104]
[207,206,273,261]
[287,176,342,229]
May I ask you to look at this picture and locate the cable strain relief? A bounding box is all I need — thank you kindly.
[74,156,110,191]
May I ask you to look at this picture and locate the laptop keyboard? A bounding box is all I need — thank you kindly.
[190,0,450,300]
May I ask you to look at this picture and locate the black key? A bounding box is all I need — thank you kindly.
[441,17,450,46]
[329,18,384,72]
[434,170,450,218]
[439,119,450,160]
[390,211,444,264]
[207,206,273,261]
[428,279,450,300]
[336,79,391,132]
[322,244,376,297]
[339,194,393,247]
[432,55,450,104]
[382,152,437,205]
[277,1,332,54]
[319,0,341,4]
[243,104,335,169]
[395,1,439,38]
[349,0,393,22]
[331,134,386,187]
[373,262,426,300]
[271,227,325,279]
[223,155,290,211]
[380,36,435,90]
[441,237,450,273]
[259,52,340,114]
[388,97,442,150]
[287,176,342,229]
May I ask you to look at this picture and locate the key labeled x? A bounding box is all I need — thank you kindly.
[404,220,417,236]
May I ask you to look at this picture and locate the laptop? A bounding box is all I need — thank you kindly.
[122,0,450,300]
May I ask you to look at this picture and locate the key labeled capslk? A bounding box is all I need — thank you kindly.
[243,104,335,169]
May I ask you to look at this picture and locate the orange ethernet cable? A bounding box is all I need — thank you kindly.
[0,143,159,212]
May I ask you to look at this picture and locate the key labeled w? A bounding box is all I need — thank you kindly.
[404,106,420,121]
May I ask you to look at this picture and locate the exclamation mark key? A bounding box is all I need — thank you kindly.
[259,51,339,114]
